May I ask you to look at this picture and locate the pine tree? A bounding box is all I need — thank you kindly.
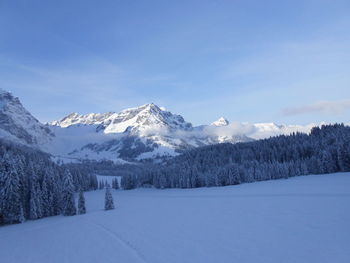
[41,175,52,217]
[29,182,39,219]
[16,157,29,219]
[90,174,98,190]
[62,169,76,216]
[78,190,86,215]
[51,169,63,216]
[0,154,23,224]
[35,181,43,218]
[114,178,119,190]
[337,145,350,172]
[19,206,25,223]
[104,185,115,210]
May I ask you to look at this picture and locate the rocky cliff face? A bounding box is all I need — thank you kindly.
[0,89,53,146]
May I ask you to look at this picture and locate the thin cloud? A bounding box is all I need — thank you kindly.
[283,100,350,116]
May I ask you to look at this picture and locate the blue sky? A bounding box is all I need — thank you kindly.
[0,0,349,125]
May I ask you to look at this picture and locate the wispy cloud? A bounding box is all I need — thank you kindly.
[283,100,350,116]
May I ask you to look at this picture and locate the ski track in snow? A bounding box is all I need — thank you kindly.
[84,219,148,263]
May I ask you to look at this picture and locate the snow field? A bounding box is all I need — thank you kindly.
[1,173,349,263]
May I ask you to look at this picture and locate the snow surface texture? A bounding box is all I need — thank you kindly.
[1,173,349,263]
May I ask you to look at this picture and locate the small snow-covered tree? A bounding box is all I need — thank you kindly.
[62,169,76,216]
[78,190,86,215]
[113,178,119,190]
[104,185,114,210]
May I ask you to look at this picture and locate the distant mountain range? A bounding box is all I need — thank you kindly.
[0,89,318,163]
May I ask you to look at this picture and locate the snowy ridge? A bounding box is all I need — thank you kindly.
[50,112,115,128]
[50,103,192,134]
[0,89,53,146]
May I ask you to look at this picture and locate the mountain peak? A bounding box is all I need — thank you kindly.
[0,89,20,106]
[50,103,192,133]
[146,102,157,107]
[140,102,161,112]
[211,117,229,126]
[0,88,8,95]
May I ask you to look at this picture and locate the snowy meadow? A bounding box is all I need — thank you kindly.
[1,173,349,263]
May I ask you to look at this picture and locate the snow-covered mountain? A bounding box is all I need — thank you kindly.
[47,105,316,162]
[0,89,318,163]
[211,117,229,127]
[47,104,245,162]
[50,103,192,134]
[0,89,53,146]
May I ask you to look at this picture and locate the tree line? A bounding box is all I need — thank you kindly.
[2,124,349,224]
[120,124,350,189]
[0,139,99,225]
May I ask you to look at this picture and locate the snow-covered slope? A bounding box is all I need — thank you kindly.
[1,172,349,263]
[0,89,318,162]
[0,89,53,146]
